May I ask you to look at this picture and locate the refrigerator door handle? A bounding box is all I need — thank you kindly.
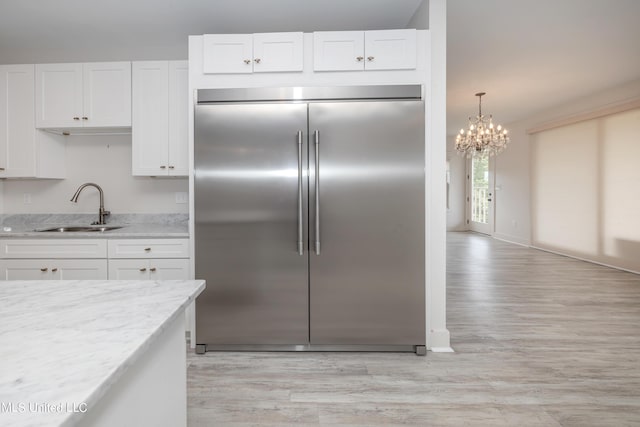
[297,131,304,255]
[314,130,321,255]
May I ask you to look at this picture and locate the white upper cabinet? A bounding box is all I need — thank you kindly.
[313,31,365,71]
[167,61,189,176]
[203,32,303,74]
[364,30,417,71]
[82,62,132,127]
[0,64,65,179]
[35,62,131,129]
[252,32,304,73]
[314,29,416,71]
[132,60,188,177]
[203,34,253,74]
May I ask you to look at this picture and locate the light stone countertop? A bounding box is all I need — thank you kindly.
[0,279,205,427]
[0,214,188,238]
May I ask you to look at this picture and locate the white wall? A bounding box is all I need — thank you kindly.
[408,0,429,29]
[492,78,640,248]
[492,118,531,245]
[2,135,188,214]
[445,135,466,231]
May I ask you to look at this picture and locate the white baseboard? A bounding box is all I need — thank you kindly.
[430,347,455,353]
[492,232,531,247]
[531,245,640,275]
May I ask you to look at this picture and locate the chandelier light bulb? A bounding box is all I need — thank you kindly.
[454,92,510,158]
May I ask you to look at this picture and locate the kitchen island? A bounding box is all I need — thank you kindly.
[0,279,205,427]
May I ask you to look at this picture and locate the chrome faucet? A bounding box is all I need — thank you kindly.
[70,183,110,225]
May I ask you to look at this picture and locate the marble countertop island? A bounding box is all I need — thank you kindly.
[0,279,205,427]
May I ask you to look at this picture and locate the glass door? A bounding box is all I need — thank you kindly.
[467,155,494,235]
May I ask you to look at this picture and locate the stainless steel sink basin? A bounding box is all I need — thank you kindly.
[35,226,123,233]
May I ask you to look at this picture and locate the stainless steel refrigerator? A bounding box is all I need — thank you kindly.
[194,86,426,355]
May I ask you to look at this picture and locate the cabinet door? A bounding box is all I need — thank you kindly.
[203,34,253,74]
[149,259,190,280]
[0,65,36,178]
[364,29,417,70]
[53,259,108,280]
[167,61,189,176]
[0,260,52,280]
[35,63,83,128]
[132,61,169,176]
[108,259,150,280]
[253,32,303,73]
[83,62,131,127]
[313,31,364,71]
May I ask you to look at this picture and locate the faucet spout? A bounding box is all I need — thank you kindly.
[70,183,110,225]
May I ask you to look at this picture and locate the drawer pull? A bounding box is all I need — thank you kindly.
[139,268,147,272]
[40,267,48,272]
[144,247,151,252]
[160,166,167,169]
[51,268,58,272]
[150,267,157,272]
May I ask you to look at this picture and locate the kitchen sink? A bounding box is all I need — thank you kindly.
[35,226,123,233]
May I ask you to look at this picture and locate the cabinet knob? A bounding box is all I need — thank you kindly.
[168,165,175,169]
[139,268,147,272]
[356,56,364,62]
[73,117,80,120]
[244,59,251,64]
[160,165,167,169]
[254,58,261,64]
[144,248,151,252]
[82,117,88,120]
[52,268,58,272]
[40,268,48,272]
[150,267,157,272]
[367,56,375,61]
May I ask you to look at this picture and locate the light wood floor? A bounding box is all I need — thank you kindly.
[187,232,640,426]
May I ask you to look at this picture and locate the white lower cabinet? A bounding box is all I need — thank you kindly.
[0,259,107,280]
[0,238,108,280]
[108,259,190,280]
[0,237,194,345]
[107,238,194,347]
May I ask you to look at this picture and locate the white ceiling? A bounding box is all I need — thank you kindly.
[1,0,639,135]
[447,0,640,134]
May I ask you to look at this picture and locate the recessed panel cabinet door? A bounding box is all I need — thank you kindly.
[203,34,253,74]
[132,61,170,176]
[35,63,83,128]
[364,29,417,70]
[313,31,365,71]
[83,62,131,127]
[253,32,303,72]
[167,61,189,175]
[308,101,425,346]
[0,65,36,177]
[0,259,107,280]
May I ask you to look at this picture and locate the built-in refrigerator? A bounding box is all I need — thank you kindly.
[194,86,426,355]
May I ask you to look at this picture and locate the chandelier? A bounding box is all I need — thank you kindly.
[455,92,509,157]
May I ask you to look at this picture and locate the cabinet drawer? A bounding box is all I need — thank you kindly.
[0,239,107,259]
[107,239,189,259]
